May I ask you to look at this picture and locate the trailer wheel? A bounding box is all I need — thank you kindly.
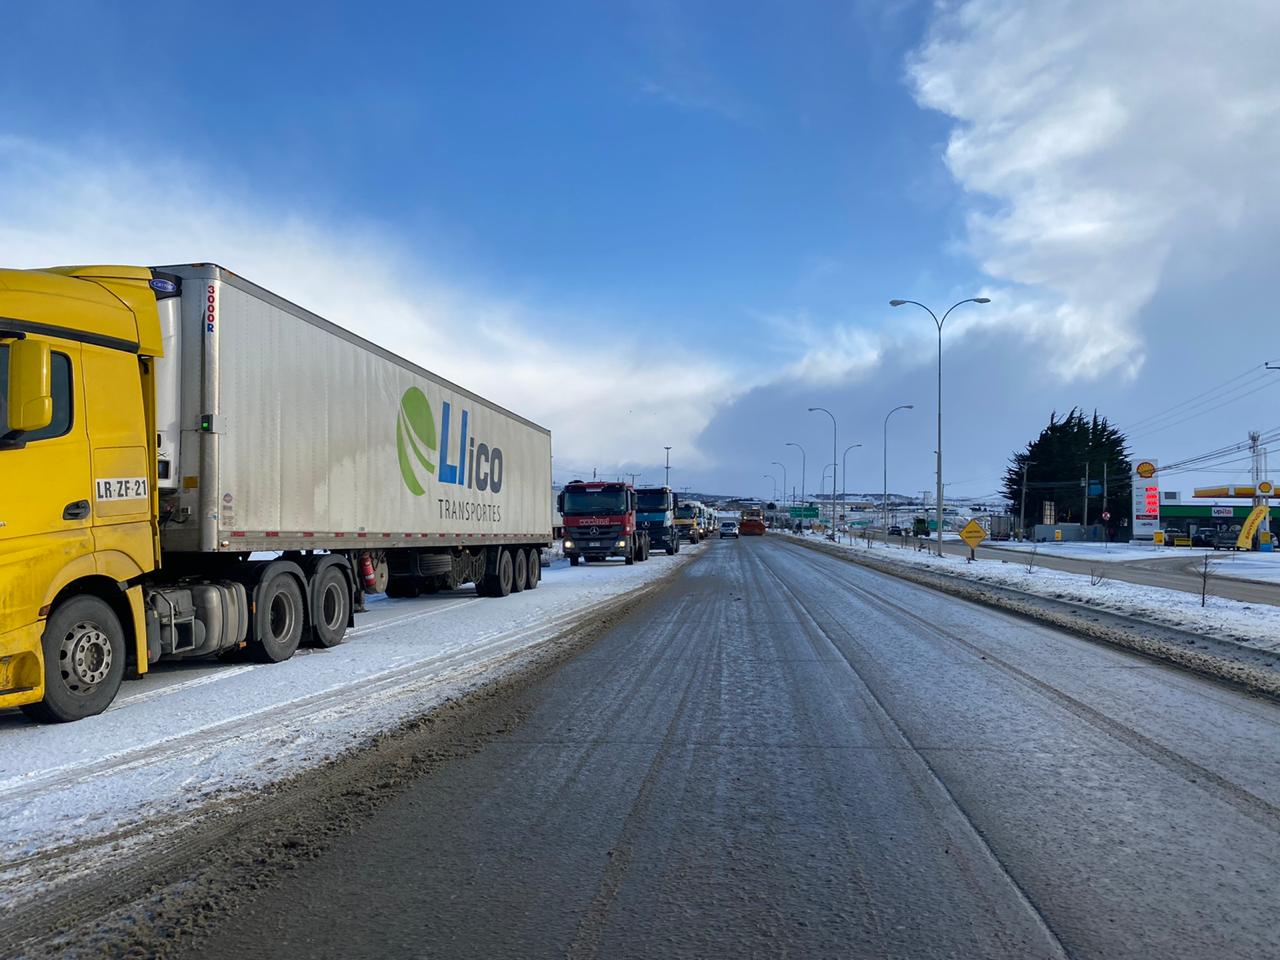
[21,596,126,723]
[309,566,350,648]
[250,572,305,662]
[495,549,514,596]
[568,555,580,567]
[512,549,528,593]
[525,548,541,589]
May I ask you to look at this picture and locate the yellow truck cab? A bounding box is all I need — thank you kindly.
[1,266,163,721]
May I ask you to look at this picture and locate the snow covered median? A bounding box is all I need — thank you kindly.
[0,546,698,908]
[786,532,1280,654]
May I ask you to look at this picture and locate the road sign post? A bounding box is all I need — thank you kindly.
[959,518,987,561]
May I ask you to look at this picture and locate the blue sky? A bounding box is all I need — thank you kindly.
[3,1,1279,501]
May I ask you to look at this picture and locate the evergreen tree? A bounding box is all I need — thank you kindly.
[1004,409,1131,536]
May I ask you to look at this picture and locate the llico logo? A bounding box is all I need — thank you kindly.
[396,387,505,496]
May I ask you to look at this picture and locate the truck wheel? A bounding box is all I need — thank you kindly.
[666,540,676,555]
[569,555,580,567]
[309,566,350,648]
[512,549,528,593]
[525,549,541,589]
[625,540,636,565]
[250,572,304,662]
[496,549,515,596]
[21,596,126,723]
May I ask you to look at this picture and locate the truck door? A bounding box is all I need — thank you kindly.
[0,342,93,633]
[81,345,153,575]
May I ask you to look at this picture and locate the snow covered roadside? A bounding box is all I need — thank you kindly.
[0,546,699,909]
[981,539,1214,563]
[1206,550,1280,584]
[784,532,1280,654]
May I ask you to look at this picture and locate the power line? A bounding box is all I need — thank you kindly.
[1125,364,1274,433]
[1126,376,1280,443]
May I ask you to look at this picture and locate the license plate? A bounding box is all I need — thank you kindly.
[588,541,601,547]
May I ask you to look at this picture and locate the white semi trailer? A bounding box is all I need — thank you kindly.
[0,262,551,721]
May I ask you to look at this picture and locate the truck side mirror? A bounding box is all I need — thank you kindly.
[672,494,679,509]
[6,338,53,434]
[556,492,564,513]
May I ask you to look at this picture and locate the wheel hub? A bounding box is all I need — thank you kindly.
[62,621,113,689]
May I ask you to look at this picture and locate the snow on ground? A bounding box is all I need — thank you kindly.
[977,538,1280,583]
[785,532,1280,653]
[979,540,1215,563]
[0,545,700,906]
[1207,550,1280,584]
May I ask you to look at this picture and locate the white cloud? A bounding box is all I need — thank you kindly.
[0,137,739,474]
[907,0,1280,380]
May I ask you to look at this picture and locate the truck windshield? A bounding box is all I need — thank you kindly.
[563,489,628,515]
[676,505,696,518]
[636,492,671,511]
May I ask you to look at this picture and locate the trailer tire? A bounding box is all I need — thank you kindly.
[496,549,514,596]
[525,549,541,589]
[250,572,305,663]
[309,566,350,648]
[22,596,126,723]
[512,549,528,593]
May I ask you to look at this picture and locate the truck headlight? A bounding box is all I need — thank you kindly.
[564,539,574,549]
[617,539,627,548]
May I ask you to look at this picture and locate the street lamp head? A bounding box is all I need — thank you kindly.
[905,404,914,409]
[974,297,991,304]
[807,407,819,412]
[889,299,907,307]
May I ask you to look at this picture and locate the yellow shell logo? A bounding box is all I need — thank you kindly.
[1260,481,1274,495]
[1136,461,1156,479]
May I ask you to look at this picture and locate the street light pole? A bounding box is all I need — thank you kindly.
[763,473,778,501]
[889,297,990,555]
[841,443,862,536]
[785,442,806,509]
[771,461,788,508]
[808,407,838,536]
[882,404,913,530]
[664,446,671,488]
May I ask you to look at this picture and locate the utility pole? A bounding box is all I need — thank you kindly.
[1082,461,1090,529]
[1018,460,1035,541]
[663,446,671,488]
[626,472,640,486]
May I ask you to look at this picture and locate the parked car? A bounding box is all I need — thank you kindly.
[1191,528,1218,548]
[719,521,740,539]
[1213,529,1241,551]
[887,525,903,536]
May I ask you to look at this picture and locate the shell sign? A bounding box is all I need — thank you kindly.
[1131,458,1160,539]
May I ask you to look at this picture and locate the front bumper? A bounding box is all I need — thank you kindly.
[0,620,44,708]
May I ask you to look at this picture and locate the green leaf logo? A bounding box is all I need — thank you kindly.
[397,387,437,495]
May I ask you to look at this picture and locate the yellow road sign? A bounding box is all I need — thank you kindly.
[960,518,987,550]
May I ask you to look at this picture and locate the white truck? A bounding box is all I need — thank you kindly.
[0,262,552,721]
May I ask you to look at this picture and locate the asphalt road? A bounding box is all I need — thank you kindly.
[186,536,1280,960]
[870,531,1280,605]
